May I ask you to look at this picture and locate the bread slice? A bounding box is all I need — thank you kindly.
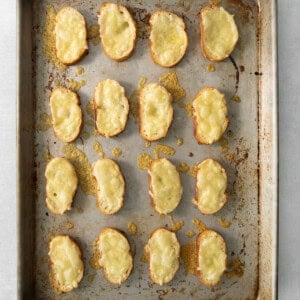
[45,157,78,215]
[94,79,129,137]
[146,228,180,285]
[49,235,84,293]
[196,229,227,287]
[50,87,83,143]
[199,5,238,61]
[195,159,227,214]
[192,87,228,144]
[148,158,182,214]
[98,3,137,61]
[55,7,88,65]
[139,83,173,141]
[92,158,125,215]
[149,11,188,67]
[95,228,133,284]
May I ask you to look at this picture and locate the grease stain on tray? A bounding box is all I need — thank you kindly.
[36,113,52,131]
[62,143,95,195]
[87,24,100,46]
[225,258,245,278]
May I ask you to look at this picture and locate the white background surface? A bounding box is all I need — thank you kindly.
[0,0,299,299]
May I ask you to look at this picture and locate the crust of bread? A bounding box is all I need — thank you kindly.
[139,83,173,141]
[98,3,137,62]
[149,10,188,67]
[96,228,133,284]
[147,228,180,285]
[55,7,88,65]
[94,79,129,137]
[195,158,227,215]
[50,87,83,143]
[192,87,228,144]
[199,4,238,62]
[148,158,182,215]
[45,157,78,215]
[196,229,227,287]
[92,158,125,215]
[49,235,84,293]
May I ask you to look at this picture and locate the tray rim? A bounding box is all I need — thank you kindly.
[16,0,278,299]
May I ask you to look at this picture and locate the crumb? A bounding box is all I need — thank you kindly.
[145,141,151,148]
[154,144,176,159]
[192,218,207,233]
[218,218,231,228]
[65,222,74,230]
[180,100,193,117]
[141,244,149,263]
[169,215,184,232]
[188,165,198,177]
[75,66,85,76]
[180,241,197,275]
[68,78,85,92]
[112,148,122,157]
[206,63,216,72]
[159,71,186,102]
[231,95,241,103]
[177,138,184,146]
[177,162,189,173]
[128,222,138,235]
[137,153,153,170]
[93,141,104,158]
[185,230,196,238]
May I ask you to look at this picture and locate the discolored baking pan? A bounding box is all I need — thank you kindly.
[17,0,278,298]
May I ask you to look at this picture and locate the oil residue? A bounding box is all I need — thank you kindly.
[129,76,147,123]
[87,24,100,46]
[36,113,52,131]
[218,218,231,228]
[226,258,245,278]
[62,144,95,195]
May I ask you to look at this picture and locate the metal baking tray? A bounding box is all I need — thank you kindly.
[17,0,278,299]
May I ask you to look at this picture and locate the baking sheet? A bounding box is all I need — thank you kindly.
[17,0,278,299]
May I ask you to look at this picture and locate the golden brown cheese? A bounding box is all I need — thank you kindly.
[50,87,82,143]
[98,3,136,61]
[150,11,188,67]
[55,7,88,65]
[192,87,228,144]
[94,79,129,137]
[96,228,133,284]
[197,230,227,286]
[196,159,227,214]
[92,158,125,214]
[200,5,238,61]
[147,228,180,285]
[45,157,78,215]
[149,158,182,214]
[49,235,84,293]
[139,83,173,141]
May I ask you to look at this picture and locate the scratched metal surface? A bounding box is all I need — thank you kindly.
[18,0,277,298]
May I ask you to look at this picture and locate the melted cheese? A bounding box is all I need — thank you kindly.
[196,159,227,214]
[45,157,78,215]
[198,230,227,285]
[92,159,124,214]
[200,6,238,61]
[149,228,180,285]
[192,87,228,144]
[97,228,133,284]
[140,83,173,141]
[50,88,82,142]
[150,11,188,67]
[149,158,182,214]
[98,3,136,61]
[55,7,88,64]
[49,235,84,292]
[94,79,129,137]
